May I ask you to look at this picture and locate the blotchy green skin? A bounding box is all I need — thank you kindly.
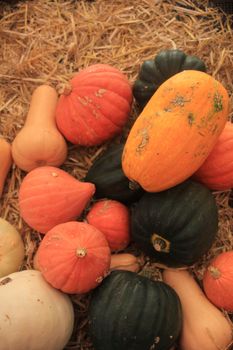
[133,49,207,109]
[131,180,218,267]
[85,143,144,204]
[89,270,182,350]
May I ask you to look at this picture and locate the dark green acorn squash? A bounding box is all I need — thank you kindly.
[133,49,207,109]
[88,270,182,350]
[85,143,144,204]
[131,180,218,267]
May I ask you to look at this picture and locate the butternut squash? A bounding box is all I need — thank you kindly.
[0,138,12,197]
[162,269,233,350]
[110,253,144,273]
[12,85,68,172]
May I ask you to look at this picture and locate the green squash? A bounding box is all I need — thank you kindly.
[85,143,144,204]
[88,270,182,350]
[131,180,218,267]
[133,49,206,109]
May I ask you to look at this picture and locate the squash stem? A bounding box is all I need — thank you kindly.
[208,266,221,279]
[76,248,87,258]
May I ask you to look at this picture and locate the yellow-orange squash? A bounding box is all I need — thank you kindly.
[122,70,229,192]
[0,138,12,197]
[12,85,67,172]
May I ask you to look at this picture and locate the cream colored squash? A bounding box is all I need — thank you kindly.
[0,270,74,350]
[163,269,233,350]
[0,218,25,278]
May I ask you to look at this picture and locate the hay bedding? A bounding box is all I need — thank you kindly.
[0,0,233,348]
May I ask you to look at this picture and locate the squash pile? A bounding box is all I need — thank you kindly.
[0,49,233,350]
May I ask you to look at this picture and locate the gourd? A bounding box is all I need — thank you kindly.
[19,166,95,233]
[86,199,130,251]
[194,121,233,190]
[203,250,233,311]
[0,270,74,350]
[131,180,218,267]
[133,49,206,109]
[12,85,68,172]
[110,253,143,273]
[36,221,111,294]
[122,70,229,192]
[163,269,233,350]
[85,143,144,204]
[55,64,132,146]
[88,270,182,350]
[0,218,24,277]
[0,138,12,197]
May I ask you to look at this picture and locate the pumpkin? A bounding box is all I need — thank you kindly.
[36,221,111,294]
[86,199,130,251]
[12,85,67,172]
[19,166,95,233]
[133,49,206,109]
[85,143,144,204]
[88,270,182,350]
[0,270,74,350]
[194,121,233,190]
[122,70,229,192]
[131,180,218,268]
[163,269,232,350]
[110,253,143,273]
[55,64,132,146]
[203,250,233,311]
[0,138,12,197]
[0,218,25,277]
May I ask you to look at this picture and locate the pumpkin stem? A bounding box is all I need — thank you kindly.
[208,266,221,279]
[76,248,87,258]
[57,82,73,96]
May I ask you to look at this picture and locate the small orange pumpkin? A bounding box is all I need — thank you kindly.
[86,199,130,251]
[203,250,233,311]
[0,138,12,197]
[194,121,233,190]
[122,70,229,192]
[55,64,132,146]
[19,166,95,233]
[36,221,111,294]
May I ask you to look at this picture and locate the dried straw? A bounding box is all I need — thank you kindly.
[0,0,233,349]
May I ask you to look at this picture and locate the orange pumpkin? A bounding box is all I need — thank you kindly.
[86,199,130,251]
[36,221,111,294]
[194,121,233,190]
[55,64,132,146]
[203,251,233,311]
[122,70,229,192]
[19,166,95,233]
[12,85,67,172]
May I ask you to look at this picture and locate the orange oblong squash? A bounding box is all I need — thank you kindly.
[122,70,229,192]
[19,166,95,233]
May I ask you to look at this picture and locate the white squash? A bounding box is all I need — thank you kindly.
[0,270,74,350]
[0,218,25,277]
[163,269,233,350]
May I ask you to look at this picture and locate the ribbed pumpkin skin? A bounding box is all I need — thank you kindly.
[133,49,206,109]
[19,166,95,233]
[194,121,233,190]
[37,221,111,294]
[89,270,182,350]
[85,143,144,204]
[55,64,132,146]
[131,180,218,267]
[203,251,233,311]
[122,70,229,192]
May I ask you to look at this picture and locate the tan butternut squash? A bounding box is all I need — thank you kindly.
[0,138,12,197]
[12,85,67,172]
[110,253,144,273]
[162,269,233,350]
